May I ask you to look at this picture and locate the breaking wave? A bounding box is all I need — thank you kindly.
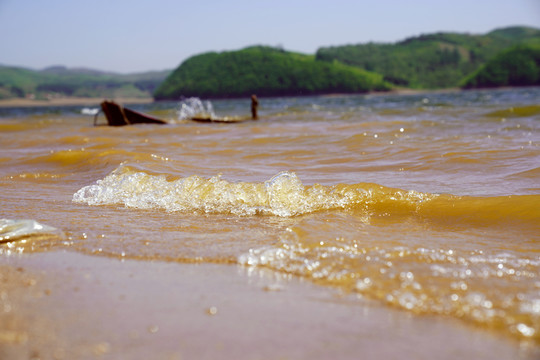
[72,165,539,225]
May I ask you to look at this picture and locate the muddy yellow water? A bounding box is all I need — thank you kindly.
[1,89,539,344]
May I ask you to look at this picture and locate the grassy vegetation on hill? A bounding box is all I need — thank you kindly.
[153,46,390,100]
[462,44,540,88]
[0,65,170,100]
[315,26,540,89]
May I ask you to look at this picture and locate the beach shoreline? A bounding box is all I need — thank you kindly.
[0,97,154,108]
[0,88,466,108]
[0,251,537,359]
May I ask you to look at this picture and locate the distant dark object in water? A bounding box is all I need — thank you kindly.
[95,96,260,126]
[190,116,249,123]
[189,94,259,123]
[95,101,167,126]
[251,94,258,119]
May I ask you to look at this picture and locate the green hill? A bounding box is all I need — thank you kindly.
[488,26,540,41]
[462,44,540,88]
[315,26,540,89]
[0,65,170,100]
[153,46,390,100]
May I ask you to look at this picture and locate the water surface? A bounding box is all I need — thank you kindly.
[1,88,539,344]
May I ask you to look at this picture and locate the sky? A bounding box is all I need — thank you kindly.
[1,0,539,74]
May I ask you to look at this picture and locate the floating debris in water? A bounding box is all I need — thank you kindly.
[0,219,63,243]
[206,306,218,316]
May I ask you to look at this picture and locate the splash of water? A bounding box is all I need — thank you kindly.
[177,97,216,121]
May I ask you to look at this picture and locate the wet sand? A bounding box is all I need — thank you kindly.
[0,252,536,360]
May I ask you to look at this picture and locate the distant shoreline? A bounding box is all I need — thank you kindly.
[0,87,514,108]
[0,97,154,108]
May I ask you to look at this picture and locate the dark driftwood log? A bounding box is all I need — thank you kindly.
[96,101,167,126]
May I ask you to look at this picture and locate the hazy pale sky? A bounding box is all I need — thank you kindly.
[1,0,539,73]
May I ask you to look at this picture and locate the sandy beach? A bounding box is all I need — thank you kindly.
[0,251,536,360]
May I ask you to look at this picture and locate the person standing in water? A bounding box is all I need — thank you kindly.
[251,94,259,120]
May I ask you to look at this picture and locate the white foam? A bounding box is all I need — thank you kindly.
[72,166,353,217]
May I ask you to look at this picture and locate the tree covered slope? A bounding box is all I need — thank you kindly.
[154,46,390,100]
[315,26,540,89]
[462,44,540,88]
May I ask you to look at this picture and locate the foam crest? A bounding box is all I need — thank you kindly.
[72,166,380,216]
[71,165,540,225]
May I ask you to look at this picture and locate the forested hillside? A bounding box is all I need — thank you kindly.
[463,44,540,88]
[315,26,540,89]
[154,46,390,100]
